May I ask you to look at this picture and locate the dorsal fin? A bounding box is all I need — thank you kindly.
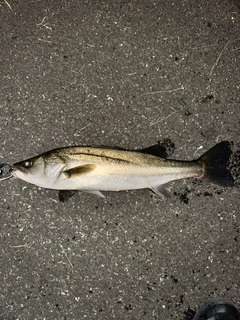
[137,143,168,158]
[137,139,175,158]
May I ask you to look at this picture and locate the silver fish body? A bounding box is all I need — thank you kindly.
[11,141,234,198]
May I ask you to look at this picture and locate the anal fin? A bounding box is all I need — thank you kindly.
[84,190,105,198]
[150,183,172,199]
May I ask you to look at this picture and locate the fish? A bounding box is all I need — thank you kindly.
[11,141,234,200]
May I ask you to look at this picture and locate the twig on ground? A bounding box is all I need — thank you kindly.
[230,46,240,52]
[143,86,184,96]
[1,0,13,11]
[209,40,230,77]
[190,44,218,50]
[10,243,31,248]
[150,110,178,126]
[37,17,53,30]
[38,38,52,44]
[60,244,73,268]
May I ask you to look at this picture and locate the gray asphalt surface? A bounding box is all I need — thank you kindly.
[1,0,240,319]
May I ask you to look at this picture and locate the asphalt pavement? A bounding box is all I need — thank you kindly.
[0,0,239,319]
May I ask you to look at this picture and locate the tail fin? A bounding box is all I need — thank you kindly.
[199,141,234,187]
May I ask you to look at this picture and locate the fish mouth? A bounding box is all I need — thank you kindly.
[10,168,17,176]
[0,164,15,181]
[10,166,24,178]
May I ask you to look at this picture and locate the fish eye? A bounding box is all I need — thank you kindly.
[23,160,33,169]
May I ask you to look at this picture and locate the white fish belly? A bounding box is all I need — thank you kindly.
[51,163,197,191]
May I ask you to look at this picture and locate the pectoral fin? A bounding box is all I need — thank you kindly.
[150,183,172,199]
[58,189,105,201]
[63,164,96,178]
[59,190,76,202]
